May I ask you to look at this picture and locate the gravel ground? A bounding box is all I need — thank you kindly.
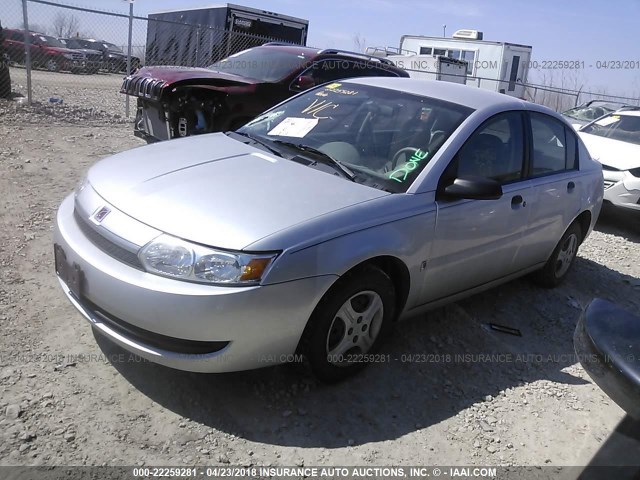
[1,69,640,473]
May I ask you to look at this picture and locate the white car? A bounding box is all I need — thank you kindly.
[578,110,640,211]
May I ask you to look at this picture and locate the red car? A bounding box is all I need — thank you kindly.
[3,29,87,73]
[121,43,409,142]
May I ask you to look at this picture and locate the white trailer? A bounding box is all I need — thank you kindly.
[398,30,532,98]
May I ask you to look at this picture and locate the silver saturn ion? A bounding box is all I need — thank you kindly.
[54,78,604,382]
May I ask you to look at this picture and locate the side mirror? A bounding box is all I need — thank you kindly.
[292,75,315,91]
[441,176,503,200]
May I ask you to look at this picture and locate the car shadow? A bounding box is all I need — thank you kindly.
[595,203,640,243]
[95,256,640,449]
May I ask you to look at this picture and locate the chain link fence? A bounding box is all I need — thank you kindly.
[2,0,297,117]
[2,0,639,119]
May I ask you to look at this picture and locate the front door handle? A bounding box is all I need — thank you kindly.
[511,195,526,208]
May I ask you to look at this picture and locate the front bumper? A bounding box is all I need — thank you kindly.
[54,194,336,372]
[603,170,640,211]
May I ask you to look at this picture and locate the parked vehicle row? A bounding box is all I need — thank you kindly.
[1,29,141,74]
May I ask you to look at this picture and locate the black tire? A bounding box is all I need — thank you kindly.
[532,222,582,288]
[299,265,396,383]
[45,58,60,72]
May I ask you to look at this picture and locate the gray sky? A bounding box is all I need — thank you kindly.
[5,0,640,97]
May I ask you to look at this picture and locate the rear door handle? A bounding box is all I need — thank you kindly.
[567,181,576,192]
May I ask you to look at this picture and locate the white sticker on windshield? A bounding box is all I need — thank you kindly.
[267,117,319,138]
[596,115,620,126]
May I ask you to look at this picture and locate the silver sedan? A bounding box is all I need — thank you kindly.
[54,78,603,382]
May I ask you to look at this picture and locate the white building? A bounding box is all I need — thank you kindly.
[396,30,532,98]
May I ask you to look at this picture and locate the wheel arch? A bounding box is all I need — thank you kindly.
[573,210,592,244]
[316,255,411,322]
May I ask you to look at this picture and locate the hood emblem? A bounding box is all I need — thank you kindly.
[91,206,111,224]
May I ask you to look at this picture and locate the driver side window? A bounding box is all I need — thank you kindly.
[445,112,525,185]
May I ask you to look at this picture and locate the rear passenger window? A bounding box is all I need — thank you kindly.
[530,112,577,175]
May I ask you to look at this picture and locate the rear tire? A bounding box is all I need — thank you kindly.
[299,265,396,383]
[532,222,582,288]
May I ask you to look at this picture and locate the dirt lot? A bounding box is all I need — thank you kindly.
[1,68,640,472]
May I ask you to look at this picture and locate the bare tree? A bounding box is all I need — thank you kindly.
[352,32,367,53]
[52,13,80,39]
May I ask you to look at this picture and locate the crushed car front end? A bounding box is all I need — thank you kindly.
[121,68,259,142]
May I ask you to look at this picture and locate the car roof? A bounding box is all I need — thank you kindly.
[343,77,529,110]
[256,44,401,68]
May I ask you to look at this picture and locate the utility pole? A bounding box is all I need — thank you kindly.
[442,24,447,37]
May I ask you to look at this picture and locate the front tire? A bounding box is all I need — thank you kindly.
[532,222,582,288]
[45,59,60,72]
[300,265,396,382]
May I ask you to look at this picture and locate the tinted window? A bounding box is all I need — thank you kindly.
[419,47,432,55]
[447,112,525,184]
[530,112,574,175]
[581,113,640,146]
[10,32,24,41]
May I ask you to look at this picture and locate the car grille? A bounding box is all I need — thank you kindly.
[121,76,166,100]
[81,296,230,355]
[74,209,144,270]
[603,180,616,190]
[69,52,85,60]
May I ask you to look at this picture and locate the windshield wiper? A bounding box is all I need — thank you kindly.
[228,131,283,158]
[271,140,356,181]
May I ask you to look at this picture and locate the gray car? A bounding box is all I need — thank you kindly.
[54,78,604,381]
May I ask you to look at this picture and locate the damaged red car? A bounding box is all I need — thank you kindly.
[120,43,408,142]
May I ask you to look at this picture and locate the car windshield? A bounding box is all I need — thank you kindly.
[104,43,123,53]
[38,35,66,48]
[563,103,621,121]
[581,113,640,145]
[63,38,84,49]
[237,82,473,192]
[208,48,311,82]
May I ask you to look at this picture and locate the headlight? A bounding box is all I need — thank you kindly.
[139,234,277,286]
[630,167,640,178]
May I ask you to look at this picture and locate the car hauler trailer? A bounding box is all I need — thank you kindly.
[397,30,532,98]
[145,3,309,66]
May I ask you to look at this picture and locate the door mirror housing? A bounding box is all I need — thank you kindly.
[441,176,503,200]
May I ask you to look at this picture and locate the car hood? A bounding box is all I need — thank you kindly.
[46,46,82,55]
[87,133,388,250]
[578,132,640,171]
[130,65,257,87]
[73,48,102,55]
